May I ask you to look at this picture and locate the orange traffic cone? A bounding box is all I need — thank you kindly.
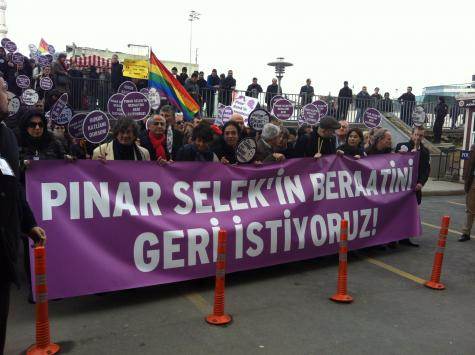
[26,246,60,355]
[206,229,232,325]
[425,216,450,290]
[330,220,353,303]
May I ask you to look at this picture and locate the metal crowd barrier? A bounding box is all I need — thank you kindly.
[66,77,464,129]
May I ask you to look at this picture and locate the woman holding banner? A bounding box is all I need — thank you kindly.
[337,127,366,158]
[212,121,241,164]
[92,117,150,161]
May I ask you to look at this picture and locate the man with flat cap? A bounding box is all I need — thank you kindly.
[294,116,341,158]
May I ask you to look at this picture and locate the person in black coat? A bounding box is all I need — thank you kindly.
[220,70,236,106]
[0,79,46,354]
[212,121,241,164]
[337,127,366,158]
[206,69,220,117]
[395,125,430,246]
[355,86,370,123]
[398,86,416,125]
[299,79,314,106]
[265,78,282,110]
[177,67,188,86]
[294,116,340,158]
[246,77,263,99]
[337,81,353,120]
[176,122,218,162]
[433,96,448,143]
[379,92,393,113]
[110,54,123,92]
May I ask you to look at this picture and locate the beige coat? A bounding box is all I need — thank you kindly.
[92,142,150,161]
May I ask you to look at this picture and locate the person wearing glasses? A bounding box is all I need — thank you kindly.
[18,110,66,173]
[140,114,173,162]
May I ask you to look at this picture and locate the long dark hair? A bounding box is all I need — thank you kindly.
[19,110,53,148]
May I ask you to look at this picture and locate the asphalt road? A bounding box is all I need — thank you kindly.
[5,195,475,355]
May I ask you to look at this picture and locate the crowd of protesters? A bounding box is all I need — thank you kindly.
[0,48,465,354]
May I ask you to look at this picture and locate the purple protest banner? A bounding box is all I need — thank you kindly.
[82,110,110,144]
[272,98,294,120]
[12,52,24,65]
[68,113,86,138]
[16,74,30,89]
[39,76,54,91]
[121,92,150,121]
[312,100,328,118]
[107,93,125,119]
[21,89,39,106]
[25,154,421,299]
[363,108,383,129]
[50,93,68,123]
[302,103,320,125]
[118,80,138,95]
[4,41,17,53]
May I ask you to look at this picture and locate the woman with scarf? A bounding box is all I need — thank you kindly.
[92,117,150,161]
[337,127,366,159]
[139,114,171,162]
[18,110,65,175]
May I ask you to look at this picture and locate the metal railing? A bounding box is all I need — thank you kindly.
[66,77,465,129]
[434,147,463,181]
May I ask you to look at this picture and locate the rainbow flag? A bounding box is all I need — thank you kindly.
[38,38,49,54]
[149,51,199,121]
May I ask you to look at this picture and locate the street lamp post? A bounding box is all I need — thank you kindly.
[267,57,293,93]
[189,10,200,64]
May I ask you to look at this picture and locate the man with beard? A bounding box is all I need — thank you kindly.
[294,116,340,158]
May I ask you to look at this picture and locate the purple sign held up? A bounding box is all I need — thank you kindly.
[312,100,328,118]
[270,95,284,110]
[50,93,69,123]
[272,98,294,120]
[221,106,233,123]
[39,76,53,91]
[121,92,150,121]
[363,108,383,129]
[16,75,30,89]
[4,41,17,53]
[107,93,125,119]
[118,81,138,95]
[68,113,87,139]
[38,56,50,68]
[302,104,320,125]
[1,38,10,47]
[82,110,110,144]
[12,52,24,65]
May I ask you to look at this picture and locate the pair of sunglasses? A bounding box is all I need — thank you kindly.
[28,122,44,128]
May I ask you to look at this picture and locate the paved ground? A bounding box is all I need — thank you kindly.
[5,195,475,355]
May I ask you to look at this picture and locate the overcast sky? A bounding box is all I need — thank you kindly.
[7,0,475,97]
